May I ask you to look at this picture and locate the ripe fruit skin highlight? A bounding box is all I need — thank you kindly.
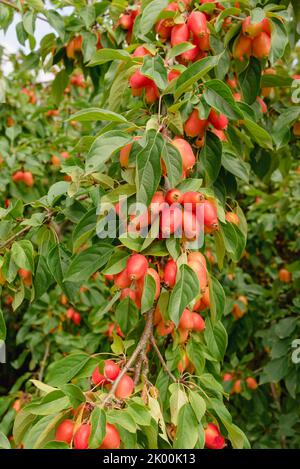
[73,423,91,449]
[55,419,74,444]
[115,374,134,399]
[187,11,208,38]
[252,32,271,59]
[127,254,148,280]
[92,366,106,386]
[172,138,196,173]
[204,423,225,450]
[99,423,121,449]
[171,24,189,47]
[104,360,120,381]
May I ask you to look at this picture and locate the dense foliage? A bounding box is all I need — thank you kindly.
[0,0,299,450]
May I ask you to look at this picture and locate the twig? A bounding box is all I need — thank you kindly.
[150,335,177,383]
[38,341,50,382]
[102,307,154,405]
[0,212,54,250]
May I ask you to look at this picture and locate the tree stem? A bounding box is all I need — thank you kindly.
[150,335,177,383]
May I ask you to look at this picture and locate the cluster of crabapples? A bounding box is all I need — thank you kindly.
[223,372,258,395]
[233,15,271,61]
[53,412,225,450]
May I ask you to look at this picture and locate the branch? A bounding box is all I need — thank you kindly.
[0,212,54,250]
[102,307,154,406]
[150,335,177,383]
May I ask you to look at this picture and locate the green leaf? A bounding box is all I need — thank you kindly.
[89,408,106,449]
[46,353,91,386]
[102,250,130,275]
[0,308,7,341]
[239,57,261,105]
[88,48,132,66]
[86,130,131,174]
[64,242,113,283]
[139,0,168,34]
[115,297,139,335]
[136,129,163,207]
[141,273,156,313]
[68,108,128,123]
[188,390,206,423]
[161,142,183,188]
[25,391,70,416]
[269,18,288,64]
[174,55,220,100]
[72,208,96,251]
[169,383,187,426]
[204,79,242,119]
[186,339,205,375]
[141,55,168,90]
[209,276,225,322]
[168,264,199,326]
[173,404,199,449]
[23,413,63,449]
[243,119,273,149]
[23,11,35,37]
[167,42,196,60]
[61,384,85,408]
[0,431,10,449]
[215,7,240,33]
[200,132,222,184]
[52,69,69,106]
[11,240,34,271]
[45,10,65,39]
[47,245,78,300]
[222,152,250,182]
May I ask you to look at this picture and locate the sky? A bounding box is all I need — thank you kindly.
[0,4,72,78]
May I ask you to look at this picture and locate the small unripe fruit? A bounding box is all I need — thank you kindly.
[233,34,252,60]
[278,268,291,283]
[55,420,74,444]
[192,312,205,332]
[252,32,271,59]
[187,11,208,38]
[99,423,121,449]
[114,268,131,289]
[115,374,134,399]
[208,109,228,130]
[233,379,242,394]
[184,109,208,138]
[178,308,194,330]
[177,352,189,373]
[165,188,183,205]
[225,211,239,225]
[92,366,106,386]
[246,377,258,390]
[104,360,120,381]
[73,423,91,449]
[204,423,225,450]
[127,254,148,280]
[164,259,177,288]
[171,24,189,47]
